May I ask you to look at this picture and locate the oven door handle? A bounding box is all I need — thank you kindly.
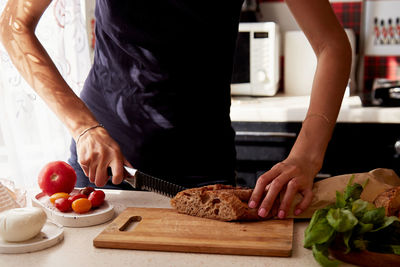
[235,131,297,138]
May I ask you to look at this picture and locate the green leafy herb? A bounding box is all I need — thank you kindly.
[351,199,375,218]
[335,191,346,208]
[360,207,385,225]
[343,175,363,203]
[326,208,358,232]
[391,245,400,255]
[312,244,341,267]
[371,216,398,232]
[342,230,352,253]
[304,216,335,248]
[304,176,400,267]
[355,222,373,235]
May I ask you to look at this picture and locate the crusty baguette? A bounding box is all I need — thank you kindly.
[170,184,279,221]
[0,182,19,213]
[373,186,400,217]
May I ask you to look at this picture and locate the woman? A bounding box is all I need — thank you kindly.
[0,0,351,219]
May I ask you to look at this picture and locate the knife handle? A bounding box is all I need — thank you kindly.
[107,166,137,176]
[107,167,112,177]
[107,166,138,189]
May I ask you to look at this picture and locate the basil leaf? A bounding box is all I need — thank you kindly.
[304,217,336,248]
[351,199,375,219]
[312,244,341,267]
[371,216,399,232]
[305,175,400,267]
[307,208,329,230]
[342,230,352,253]
[305,208,330,239]
[335,191,346,208]
[355,221,374,235]
[344,183,363,203]
[347,174,355,186]
[391,245,400,255]
[361,207,385,225]
[327,208,358,232]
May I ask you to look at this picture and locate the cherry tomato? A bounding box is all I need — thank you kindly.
[88,190,105,207]
[68,193,87,203]
[55,198,72,212]
[71,198,92,214]
[49,192,70,204]
[79,186,95,196]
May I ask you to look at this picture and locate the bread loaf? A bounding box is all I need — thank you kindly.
[373,186,400,217]
[170,184,279,221]
[0,182,19,213]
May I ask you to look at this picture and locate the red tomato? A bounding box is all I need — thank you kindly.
[79,186,95,196]
[55,197,72,212]
[71,198,92,214]
[68,193,87,203]
[88,190,105,207]
[38,161,77,196]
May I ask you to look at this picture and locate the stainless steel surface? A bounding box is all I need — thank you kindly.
[395,140,400,154]
[389,87,400,99]
[315,173,332,179]
[123,166,186,198]
[123,166,138,188]
[235,131,297,138]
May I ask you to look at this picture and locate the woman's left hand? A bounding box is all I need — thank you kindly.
[248,156,320,219]
[247,0,353,220]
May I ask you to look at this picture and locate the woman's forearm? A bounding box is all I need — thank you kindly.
[285,0,352,170]
[290,40,352,170]
[0,0,98,140]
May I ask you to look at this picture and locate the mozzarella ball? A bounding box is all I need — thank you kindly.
[0,207,47,242]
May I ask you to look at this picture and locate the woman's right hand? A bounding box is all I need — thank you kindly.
[0,0,131,187]
[75,126,131,187]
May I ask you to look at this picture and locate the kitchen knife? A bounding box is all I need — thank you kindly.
[107,166,186,198]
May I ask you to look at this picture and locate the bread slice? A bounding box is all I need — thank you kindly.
[0,182,19,213]
[170,184,279,221]
[373,186,400,217]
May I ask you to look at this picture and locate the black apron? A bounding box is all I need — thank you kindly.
[69,0,244,189]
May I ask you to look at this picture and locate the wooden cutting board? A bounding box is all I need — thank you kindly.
[93,207,293,256]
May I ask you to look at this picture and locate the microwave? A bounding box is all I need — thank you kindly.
[231,22,280,96]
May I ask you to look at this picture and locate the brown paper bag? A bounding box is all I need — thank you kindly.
[287,168,400,219]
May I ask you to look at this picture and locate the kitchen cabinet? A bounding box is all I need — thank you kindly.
[232,121,400,188]
[230,95,400,188]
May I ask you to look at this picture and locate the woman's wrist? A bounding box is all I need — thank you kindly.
[68,112,101,142]
[75,124,105,145]
[289,114,335,172]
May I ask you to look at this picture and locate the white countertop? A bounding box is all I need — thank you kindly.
[231,94,400,123]
[0,189,329,267]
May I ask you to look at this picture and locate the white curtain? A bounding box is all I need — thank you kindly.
[0,0,92,188]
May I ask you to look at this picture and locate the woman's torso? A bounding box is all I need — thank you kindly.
[76,0,244,187]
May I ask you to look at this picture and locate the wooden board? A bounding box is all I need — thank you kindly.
[93,207,293,257]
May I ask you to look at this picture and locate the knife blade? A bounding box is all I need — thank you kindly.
[107,166,186,198]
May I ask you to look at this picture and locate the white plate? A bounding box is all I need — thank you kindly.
[0,221,64,254]
[32,189,114,227]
